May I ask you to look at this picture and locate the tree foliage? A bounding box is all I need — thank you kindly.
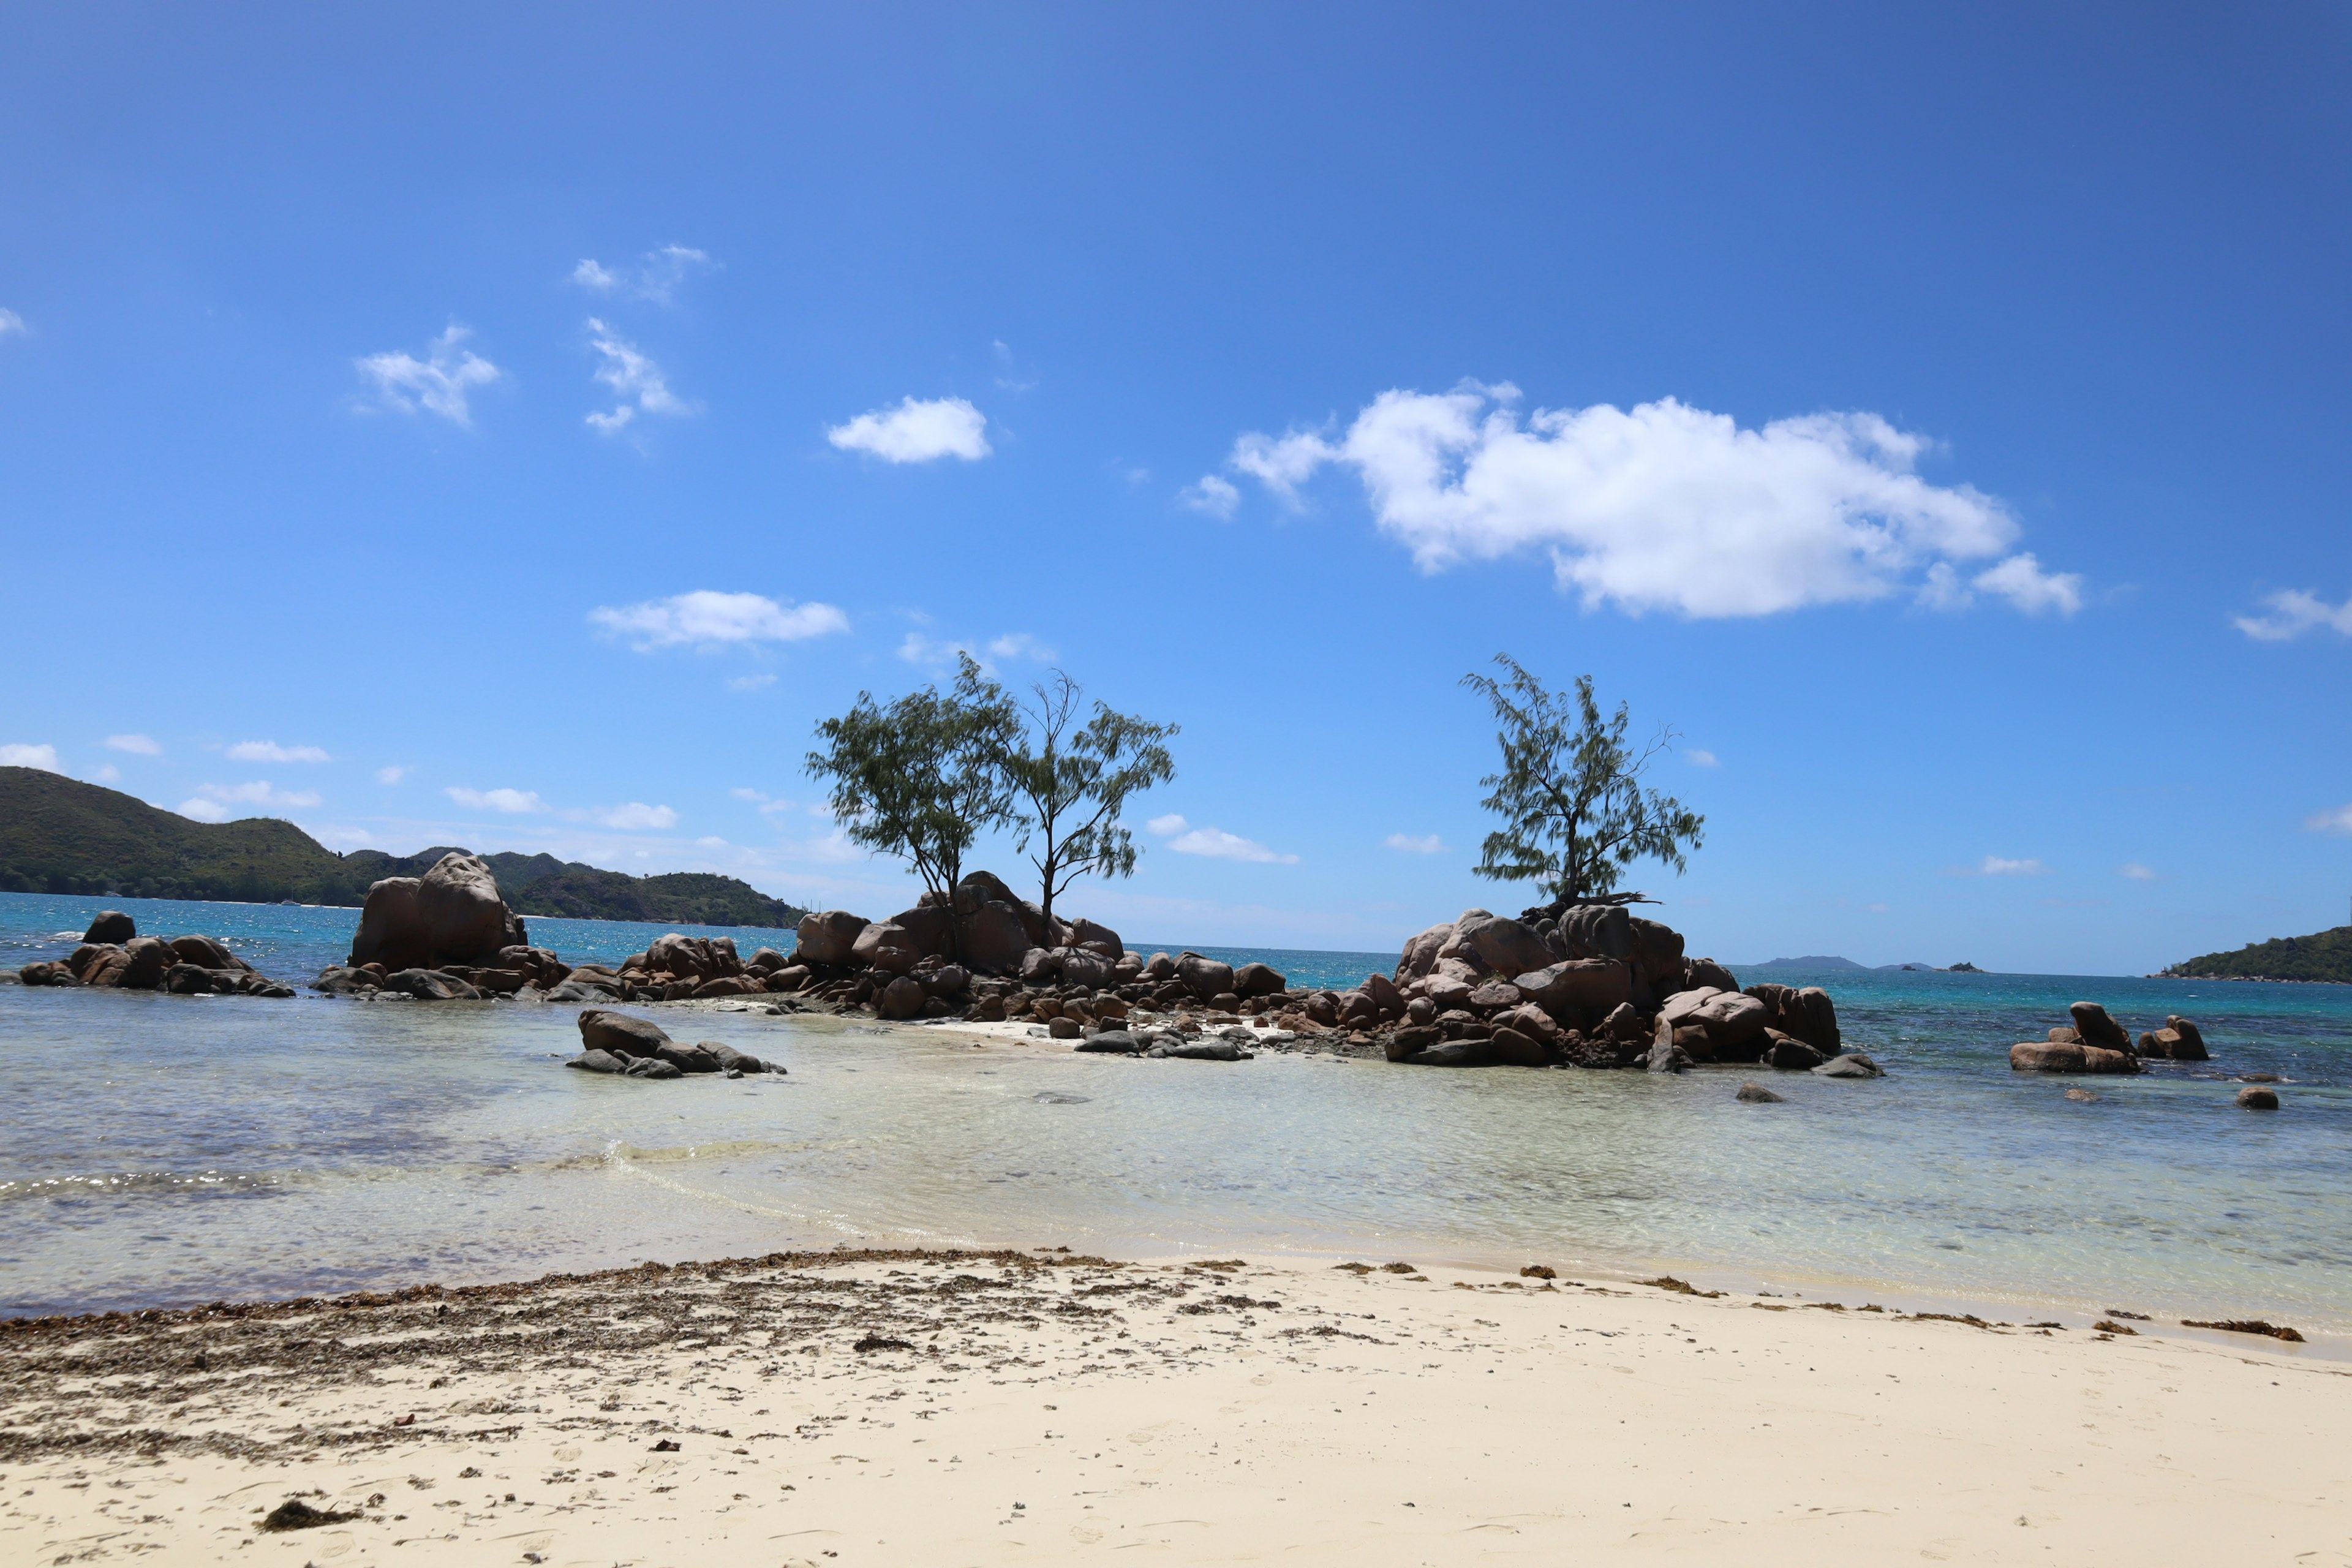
[1004,671,1178,926]
[804,654,1022,916]
[1460,655,1705,903]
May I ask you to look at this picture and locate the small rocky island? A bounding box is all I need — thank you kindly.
[16,910,295,997]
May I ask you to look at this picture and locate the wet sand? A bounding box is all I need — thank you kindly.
[2,1248,2343,1566]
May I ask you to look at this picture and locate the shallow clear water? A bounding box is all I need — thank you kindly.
[2,892,2347,1329]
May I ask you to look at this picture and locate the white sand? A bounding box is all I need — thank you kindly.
[3,1250,2342,1566]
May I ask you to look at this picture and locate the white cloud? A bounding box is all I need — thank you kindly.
[898,631,973,671]
[571,245,712,304]
[311,824,377,850]
[695,835,729,848]
[733,787,797,816]
[992,339,1036,393]
[598,802,678,831]
[827,396,990,462]
[1686,748,1719,767]
[726,672,778,692]
[376,765,407,785]
[585,318,695,434]
[93,763,120,783]
[986,632,1055,662]
[899,629,1052,673]
[1179,474,1241,518]
[183,780,323,815]
[1217,384,2078,619]
[2119,862,2158,881]
[0,307,24,337]
[104,734,161,755]
[1978,856,2046,876]
[2235,590,2352,643]
[1147,813,1298,864]
[1,743,61,772]
[356,324,501,425]
[2306,804,2352,835]
[447,786,546,814]
[177,797,228,823]
[1383,833,1447,854]
[227,740,330,763]
[592,590,849,652]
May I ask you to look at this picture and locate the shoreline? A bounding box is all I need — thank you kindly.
[4,1246,2342,1565]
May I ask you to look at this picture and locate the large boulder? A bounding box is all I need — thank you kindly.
[1176,952,1235,1002]
[349,853,524,971]
[168,935,249,971]
[852,922,922,974]
[888,904,955,959]
[83,910,135,945]
[1234,962,1288,998]
[1061,948,1116,990]
[1396,921,1455,980]
[646,933,733,980]
[579,1009,671,1058]
[2068,1002,2134,1054]
[382,968,482,1001]
[1744,984,1841,1052]
[959,900,1035,974]
[1457,915,1555,978]
[1659,987,1768,1055]
[1068,918,1122,959]
[794,910,870,965]
[878,974,928,1019]
[1680,958,1739,996]
[119,937,176,989]
[1512,959,1632,1014]
[1561,903,1635,962]
[2011,1040,2140,1074]
[1020,946,1063,984]
[1626,918,1686,987]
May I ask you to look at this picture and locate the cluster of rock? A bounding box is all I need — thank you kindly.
[312,853,568,1000]
[15,910,294,998]
[564,1009,778,1081]
[2010,1005,2210,1074]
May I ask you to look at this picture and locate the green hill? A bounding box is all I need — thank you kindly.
[0,767,809,929]
[2162,925,2352,984]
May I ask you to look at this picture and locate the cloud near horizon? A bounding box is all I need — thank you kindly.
[590,590,850,652]
[827,396,991,462]
[177,780,322,822]
[1200,384,2083,619]
[597,802,678,831]
[105,734,161,755]
[355,325,501,425]
[1,742,61,772]
[2234,589,2352,642]
[1149,813,1299,865]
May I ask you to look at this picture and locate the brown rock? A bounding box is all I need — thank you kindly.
[878,974,928,1020]
[1513,958,1632,1013]
[853,922,922,975]
[1466,979,1522,1012]
[82,910,135,945]
[1681,957,1739,995]
[2236,1085,2280,1110]
[1176,952,1235,1001]
[1626,917,1687,985]
[1396,921,1455,979]
[2166,1016,2209,1060]
[1235,962,1289,998]
[1561,903,1635,962]
[2011,1041,2087,1072]
[1457,915,1556,978]
[1743,983,1841,1051]
[958,900,1035,974]
[794,910,870,965]
[1735,1082,1786,1104]
[1487,1026,1549,1066]
[2068,1001,2134,1054]
[579,1009,673,1058]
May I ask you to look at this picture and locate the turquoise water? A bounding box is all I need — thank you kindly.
[2,892,2347,1332]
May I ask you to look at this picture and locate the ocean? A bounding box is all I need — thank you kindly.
[2,891,2346,1333]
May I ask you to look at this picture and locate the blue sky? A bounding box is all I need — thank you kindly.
[4,4,2350,972]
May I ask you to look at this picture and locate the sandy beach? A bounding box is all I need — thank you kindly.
[4,1246,2343,1567]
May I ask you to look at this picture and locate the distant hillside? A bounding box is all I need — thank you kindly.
[1739,955,1869,971]
[0,767,808,929]
[2163,925,2352,984]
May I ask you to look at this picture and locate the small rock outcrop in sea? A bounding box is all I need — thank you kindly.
[347,853,529,972]
[16,911,294,997]
[563,1009,778,1080]
[2010,1006,2214,1074]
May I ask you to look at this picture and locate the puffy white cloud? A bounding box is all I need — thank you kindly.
[590,590,850,651]
[1383,833,1447,854]
[1978,856,2046,876]
[376,765,407,785]
[598,802,678,831]
[356,325,501,425]
[2236,590,2352,643]
[178,797,228,823]
[571,245,711,304]
[311,824,376,849]
[1215,384,2079,619]
[585,318,695,434]
[227,740,330,763]
[183,780,323,815]
[0,307,24,337]
[986,632,1055,662]
[1,743,62,772]
[1686,748,1719,767]
[104,734,161,755]
[447,786,546,814]
[1148,813,1298,864]
[2119,862,2158,880]
[827,396,991,462]
[1179,474,1240,518]
[2306,803,2352,835]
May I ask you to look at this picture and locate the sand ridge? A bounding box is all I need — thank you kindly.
[1,1248,2344,1566]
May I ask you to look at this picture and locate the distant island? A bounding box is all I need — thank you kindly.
[0,766,809,929]
[1740,956,1988,974]
[2160,924,2352,985]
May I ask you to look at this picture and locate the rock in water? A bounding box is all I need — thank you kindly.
[578,1009,672,1058]
[2165,1016,2209,1060]
[567,1049,628,1074]
[82,910,135,945]
[1735,1082,1786,1104]
[381,968,483,1001]
[1812,1052,1882,1079]
[2236,1085,2280,1110]
[1075,1030,1142,1054]
[349,853,524,971]
[2068,1001,2134,1054]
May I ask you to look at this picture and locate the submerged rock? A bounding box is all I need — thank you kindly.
[1812,1052,1883,1079]
[2236,1085,2280,1110]
[1735,1082,1787,1104]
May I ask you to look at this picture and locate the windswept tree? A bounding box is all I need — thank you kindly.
[1005,671,1178,927]
[1460,655,1704,905]
[805,654,1021,921]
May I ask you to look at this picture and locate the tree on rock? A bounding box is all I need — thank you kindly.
[1461,655,1704,903]
[1004,670,1178,928]
[805,654,1021,929]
